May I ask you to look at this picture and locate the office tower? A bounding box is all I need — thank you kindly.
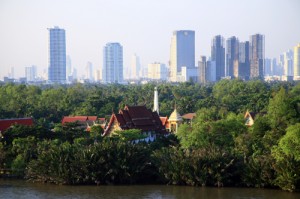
[226,36,239,78]
[283,50,293,78]
[102,43,123,83]
[211,35,225,81]
[264,58,272,76]
[198,56,207,84]
[66,55,72,79]
[206,58,216,82]
[147,63,168,81]
[25,65,37,82]
[294,44,300,80]
[85,62,94,82]
[48,26,66,83]
[131,54,141,80]
[169,30,195,82]
[238,41,250,80]
[250,34,265,79]
[271,58,278,76]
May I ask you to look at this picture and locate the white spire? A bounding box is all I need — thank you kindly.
[153,87,159,115]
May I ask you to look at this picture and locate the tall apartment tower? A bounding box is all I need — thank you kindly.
[102,43,123,84]
[226,36,239,78]
[238,41,250,80]
[211,35,225,81]
[250,34,265,79]
[294,44,300,80]
[169,30,195,82]
[48,26,66,83]
[131,54,141,80]
[198,56,207,84]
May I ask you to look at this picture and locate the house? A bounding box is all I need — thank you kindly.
[103,105,167,139]
[0,118,34,134]
[61,116,104,131]
[244,110,266,126]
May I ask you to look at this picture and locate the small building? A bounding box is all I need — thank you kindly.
[0,118,34,134]
[168,108,183,133]
[244,110,266,127]
[103,105,167,139]
[61,116,104,131]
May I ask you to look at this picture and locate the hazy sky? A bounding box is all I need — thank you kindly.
[0,0,299,79]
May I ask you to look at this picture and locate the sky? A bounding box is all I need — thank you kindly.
[0,0,300,79]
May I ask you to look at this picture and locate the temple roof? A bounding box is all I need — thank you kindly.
[0,118,33,132]
[103,105,167,136]
[169,108,183,122]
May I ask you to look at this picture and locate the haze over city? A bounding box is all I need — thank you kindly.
[0,0,299,79]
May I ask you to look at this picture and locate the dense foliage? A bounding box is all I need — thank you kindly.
[1,80,300,192]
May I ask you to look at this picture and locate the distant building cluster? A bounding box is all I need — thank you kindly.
[2,27,300,84]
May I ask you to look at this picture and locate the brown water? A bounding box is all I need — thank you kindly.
[0,179,299,199]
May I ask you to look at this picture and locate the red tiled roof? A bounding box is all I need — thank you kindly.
[104,105,167,136]
[62,116,98,125]
[0,118,33,132]
[182,113,196,120]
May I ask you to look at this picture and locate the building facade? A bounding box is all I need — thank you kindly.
[294,44,300,80]
[169,30,195,82]
[238,41,250,80]
[198,56,207,84]
[226,36,239,78]
[25,65,37,82]
[250,34,265,79]
[211,35,225,81]
[102,43,123,84]
[48,26,66,83]
[131,54,141,80]
[147,63,168,81]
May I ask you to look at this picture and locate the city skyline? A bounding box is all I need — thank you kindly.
[0,0,300,79]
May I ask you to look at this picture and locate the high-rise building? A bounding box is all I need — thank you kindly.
[131,54,141,80]
[226,36,239,78]
[66,55,72,79]
[238,41,250,80]
[147,63,168,81]
[102,43,123,84]
[198,56,207,84]
[48,26,66,83]
[211,35,225,81]
[250,34,264,79]
[294,44,300,80]
[85,61,94,82]
[25,65,37,82]
[264,58,272,76]
[283,50,293,78]
[169,30,195,82]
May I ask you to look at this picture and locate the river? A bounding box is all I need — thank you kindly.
[0,179,299,199]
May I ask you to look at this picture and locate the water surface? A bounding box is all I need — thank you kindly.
[0,179,299,199]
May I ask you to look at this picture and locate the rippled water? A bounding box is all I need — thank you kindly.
[0,179,299,199]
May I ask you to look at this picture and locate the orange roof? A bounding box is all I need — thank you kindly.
[62,116,98,125]
[182,113,196,120]
[0,118,33,132]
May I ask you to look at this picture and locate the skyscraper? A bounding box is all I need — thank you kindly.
[198,56,207,84]
[211,35,225,81]
[85,62,94,82]
[226,36,239,78]
[238,41,250,80]
[25,65,37,82]
[294,44,300,80]
[48,26,66,83]
[147,63,168,81]
[131,54,141,80]
[169,30,195,82]
[102,43,123,84]
[250,34,265,79]
[283,50,293,78]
